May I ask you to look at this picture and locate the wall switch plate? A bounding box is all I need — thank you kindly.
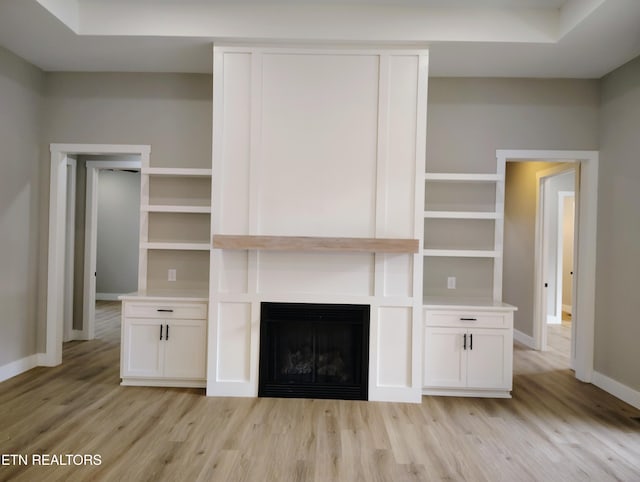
[168,269,176,282]
[447,276,456,289]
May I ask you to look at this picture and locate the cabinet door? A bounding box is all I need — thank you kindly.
[466,329,511,390]
[163,319,207,379]
[122,318,164,378]
[423,327,467,388]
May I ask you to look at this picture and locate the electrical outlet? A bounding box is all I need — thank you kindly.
[168,269,176,282]
[447,276,456,289]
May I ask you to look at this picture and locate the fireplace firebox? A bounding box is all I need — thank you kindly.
[258,302,370,400]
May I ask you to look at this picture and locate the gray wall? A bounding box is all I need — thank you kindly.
[0,46,43,366]
[96,169,140,296]
[43,73,212,168]
[596,55,640,391]
[38,72,212,351]
[426,78,600,173]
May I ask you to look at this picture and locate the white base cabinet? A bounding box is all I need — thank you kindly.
[120,296,207,388]
[423,301,516,398]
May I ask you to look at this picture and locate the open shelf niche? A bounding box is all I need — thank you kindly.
[138,165,212,295]
[423,167,505,302]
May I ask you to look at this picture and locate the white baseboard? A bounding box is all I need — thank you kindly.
[546,315,561,325]
[0,354,40,383]
[592,371,640,410]
[96,292,125,301]
[72,329,90,341]
[514,329,536,349]
[562,304,572,315]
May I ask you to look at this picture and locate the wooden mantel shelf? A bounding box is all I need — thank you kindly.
[212,235,420,254]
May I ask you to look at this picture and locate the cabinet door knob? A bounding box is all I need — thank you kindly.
[463,333,467,350]
[160,325,163,340]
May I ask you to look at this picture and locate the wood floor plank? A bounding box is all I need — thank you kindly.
[0,301,639,482]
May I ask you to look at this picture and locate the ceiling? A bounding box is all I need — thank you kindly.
[0,0,638,77]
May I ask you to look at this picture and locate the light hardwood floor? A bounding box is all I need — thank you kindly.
[547,317,572,358]
[1,301,639,481]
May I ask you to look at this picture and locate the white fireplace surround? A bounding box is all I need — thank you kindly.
[207,46,429,403]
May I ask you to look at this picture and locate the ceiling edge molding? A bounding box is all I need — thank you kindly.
[559,0,606,38]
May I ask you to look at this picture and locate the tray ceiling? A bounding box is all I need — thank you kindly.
[0,0,638,77]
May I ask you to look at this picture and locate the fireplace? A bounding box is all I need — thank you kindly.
[258,302,370,400]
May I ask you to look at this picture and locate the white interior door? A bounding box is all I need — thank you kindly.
[83,165,99,340]
[63,157,77,342]
[556,191,575,322]
[543,175,562,325]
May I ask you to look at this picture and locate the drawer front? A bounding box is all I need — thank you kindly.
[425,310,510,329]
[124,302,207,320]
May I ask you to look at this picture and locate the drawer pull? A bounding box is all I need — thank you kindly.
[157,309,174,313]
[460,317,477,321]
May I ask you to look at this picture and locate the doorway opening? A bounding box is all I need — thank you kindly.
[536,165,576,364]
[547,188,575,360]
[45,144,149,367]
[498,149,598,384]
[82,157,141,342]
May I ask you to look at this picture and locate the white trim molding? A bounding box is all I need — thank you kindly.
[514,329,536,349]
[592,371,640,411]
[0,354,42,383]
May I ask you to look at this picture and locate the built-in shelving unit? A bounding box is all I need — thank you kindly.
[422,249,499,258]
[424,211,500,219]
[138,165,212,292]
[143,167,212,177]
[424,173,502,182]
[120,162,211,389]
[423,169,505,302]
[142,205,212,213]
[142,242,211,251]
[422,168,516,398]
